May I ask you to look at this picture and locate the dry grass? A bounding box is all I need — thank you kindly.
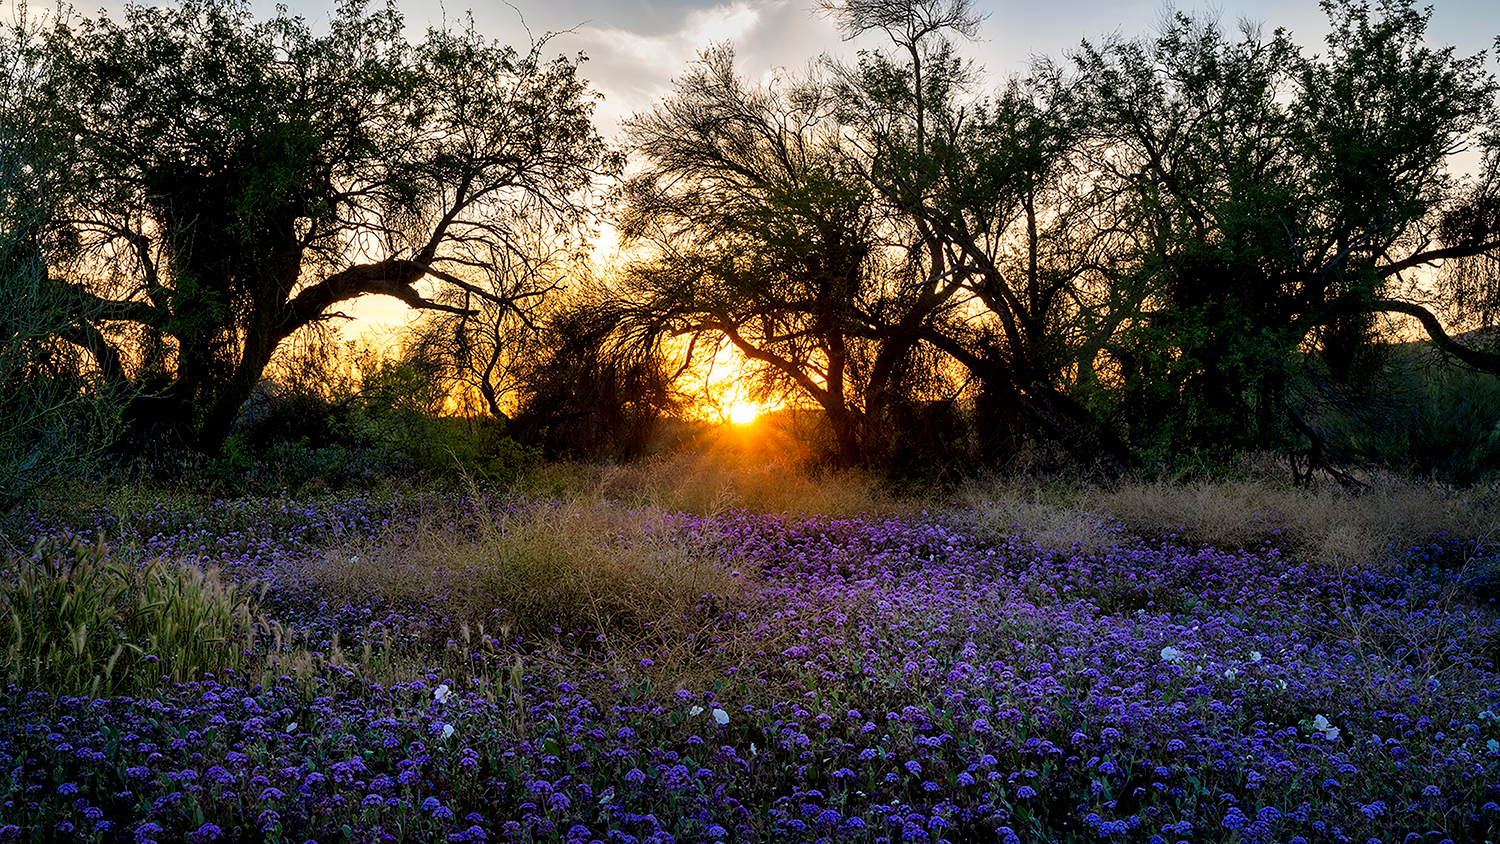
[951,478,1130,557]
[958,472,1500,567]
[531,449,1498,570]
[531,449,910,519]
[1095,477,1500,565]
[298,497,748,653]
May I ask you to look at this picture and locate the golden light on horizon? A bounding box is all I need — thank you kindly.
[727,401,763,425]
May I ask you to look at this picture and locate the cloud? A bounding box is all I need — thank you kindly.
[566,1,826,132]
[684,1,766,44]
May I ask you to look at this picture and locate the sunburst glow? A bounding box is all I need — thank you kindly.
[728,401,762,424]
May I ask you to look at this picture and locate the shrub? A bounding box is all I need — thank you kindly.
[1313,346,1500,485]
[423,417,542,486]
[220,350,539,494]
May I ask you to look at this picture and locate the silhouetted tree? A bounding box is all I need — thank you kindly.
[820,0,1137,468]
[617,45,889,466]
[509,289,685,459]
[403,216,584,422]
[9,0,614,453]
[1061,0,1500,467]
[0,10,130,509]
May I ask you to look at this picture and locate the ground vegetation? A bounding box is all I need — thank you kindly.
[2,467,1499,840]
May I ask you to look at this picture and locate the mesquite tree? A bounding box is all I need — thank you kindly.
[9,0,614,452]
[1061,0,1500,468]
[819,0,1500,472]
[616,46,884,466]
[819,0,1139,466]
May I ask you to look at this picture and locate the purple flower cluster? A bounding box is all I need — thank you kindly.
[2,496,1498,841]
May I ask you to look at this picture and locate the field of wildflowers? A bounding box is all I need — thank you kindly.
[2,479,1498,843]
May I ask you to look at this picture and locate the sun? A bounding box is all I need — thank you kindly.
[728,401,762,424]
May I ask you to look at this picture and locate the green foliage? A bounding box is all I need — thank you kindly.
[1402,368,1500,484]
[0,256,128,511]
[0,536,257,696]
[211,350,539,494]
[6,0,1496,483]
[11,0,612,454]
[1058,0,1500,472]
[0,16,129,511]
[1102,305,1297,468]
[341,360,444,459]
[1312,347,1500,485]
[427,419,542,486]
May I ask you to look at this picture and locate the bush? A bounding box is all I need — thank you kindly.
[218,347,539,495]
[0,142,129,511]
[1313,345,1500,485]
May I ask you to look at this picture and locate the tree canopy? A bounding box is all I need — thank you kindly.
[6,0,1500,482]
[612,0,1500,475]
[5,0,615,453]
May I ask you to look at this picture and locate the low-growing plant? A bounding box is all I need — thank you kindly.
[297,498,747,663]
[0,535,258,695]
[7,471,1500,841]
[1312,346,1500,486]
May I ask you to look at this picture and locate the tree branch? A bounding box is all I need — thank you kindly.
[1377,238,1500,278]
[279,259,478,342]
[1368,297,1500,372]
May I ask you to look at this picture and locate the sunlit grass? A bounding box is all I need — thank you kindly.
[535,451,909,519]
[955,470,1500,568]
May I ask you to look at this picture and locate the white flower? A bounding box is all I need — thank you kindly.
[1160,646,1184,664]
[1249,650,1262,662]
[1223,668,1237,680]
[1278,679,1288,691]
[1311,714,1340,741]
[712,708,729,725]
[1488,739,1499,753]
[689,705,704,716]
[433,684,452,704]
[350,555,359,564]
[749,742,757,756]
[441,723,455,740]
[284,722,297,734]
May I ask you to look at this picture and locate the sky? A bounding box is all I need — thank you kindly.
[252,0,1500,137]
[75,0,1500,335]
